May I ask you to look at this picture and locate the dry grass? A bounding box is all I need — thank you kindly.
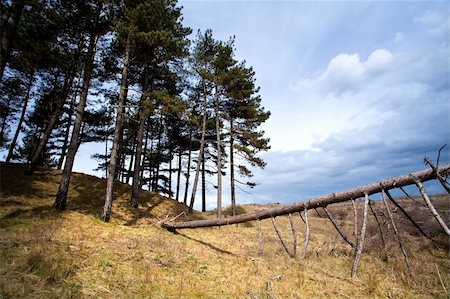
[0,162,449,298]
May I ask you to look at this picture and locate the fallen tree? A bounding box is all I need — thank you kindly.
[162,164,450,231]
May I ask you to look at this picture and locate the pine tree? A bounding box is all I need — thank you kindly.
[224,63,270,216]
[102,0,190,220]
[55,0,113,210]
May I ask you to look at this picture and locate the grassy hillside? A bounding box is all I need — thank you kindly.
[0,163,449,298]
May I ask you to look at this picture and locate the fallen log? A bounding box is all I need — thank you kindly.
[162,164,450,231]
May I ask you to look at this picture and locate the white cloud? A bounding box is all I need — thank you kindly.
[414,10,450,38]
[365,49,394,73]
[294,48,394,96]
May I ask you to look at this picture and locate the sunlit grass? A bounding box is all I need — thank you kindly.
[0,162,449,298]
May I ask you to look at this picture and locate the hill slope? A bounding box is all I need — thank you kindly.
[0,163,449,298]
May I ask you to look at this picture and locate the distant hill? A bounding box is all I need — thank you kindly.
[0,163,449,298]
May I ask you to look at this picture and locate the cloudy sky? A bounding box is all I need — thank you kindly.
[74,1,449,210]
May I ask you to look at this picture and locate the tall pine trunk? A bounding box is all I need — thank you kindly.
[214,86,222,218]
[201,149,206,212]
[0,100,10,145]
[176,150,182,201]
[141,123,150,190]
[169,147,173,198]
[153,113,164,192]
[230,118,236,216]
[6,71,34,162]
[26,64,76,174]
[189,79,208,213]
[183,126,192,205]
[57,84,78,169]
[126,139,136,185]
[101,34,131,221]
[54,18,98,210]
[130,100,147,208]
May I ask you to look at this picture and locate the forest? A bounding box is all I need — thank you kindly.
[0,0,271,221]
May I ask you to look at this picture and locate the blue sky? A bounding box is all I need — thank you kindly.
[69,1,449,209]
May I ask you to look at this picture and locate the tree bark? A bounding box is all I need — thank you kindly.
[176,150,182,202]
[55,17,99,210]
[126,138,136,185]
[101,33,130,222]
[57,82,78,169]
[26,65,77,174]
[169,147,173,198]
[6,71,34,162]
[183,125,192,205]
[0,99,10,145]
[301,209,310,260]
[271,216,294,258]
[189,79,208,213]
[130,96,148,208]
[414,179,450,236]
[162,164,450,230]
[384,189,435,242]
[351,193,369,278]
[368,200,386,247]
[230,117,236,216]
[153,112,164,192]
[201,148,206,212]
[141,122,150,190]
[381,189,413,275]
[183,126,192,205]
[214,85,222,218]
[322,206,355,248]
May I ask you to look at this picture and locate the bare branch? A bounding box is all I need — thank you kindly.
[288,213,298,257]
[368,200,386,248]
[271,216,294,258]
[323,206,355,248]
[352,193,369,278]
[301,209,310,260]
[381,189,413,276]
[383,189,436,243]
[413,178,450,236]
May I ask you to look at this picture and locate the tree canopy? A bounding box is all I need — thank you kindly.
[1,0,270,221]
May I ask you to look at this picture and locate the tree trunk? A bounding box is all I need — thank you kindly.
[176,150,182,202]
[130,100,147,208]
[126,138,135,185]
[169,146,173,198]
[26,59,78,174]
[230,118,236,216]
[115,106,128,182]
[57,82,78,169]
[54,16,99,210]
[0,99,10,145]
[147,132,154,190]
[101,34,130,222]
[153,112,164,192]
[141,122,150,190]
[0,0,24,81]
[162,164,450,230]
[183,126,192,205]
[189,79,208,213]
[201,148,206,212]
[6,71,34,162]
[214,85,222,218]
